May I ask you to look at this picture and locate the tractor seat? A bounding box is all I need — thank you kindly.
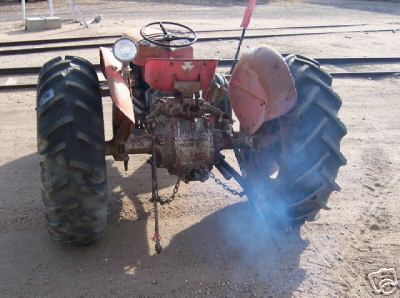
[143,59,218,94]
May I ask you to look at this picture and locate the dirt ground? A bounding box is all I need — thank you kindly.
[0,0,400,297]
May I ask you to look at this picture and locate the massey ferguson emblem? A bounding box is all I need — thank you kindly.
[181,61,194,71]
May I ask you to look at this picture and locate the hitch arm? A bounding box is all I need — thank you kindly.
[215,154,246,192]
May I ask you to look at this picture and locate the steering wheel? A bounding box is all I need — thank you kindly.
[140,21,197,48]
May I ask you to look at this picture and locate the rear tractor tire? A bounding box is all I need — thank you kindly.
[238,54,347,226]
[36,56,107,245]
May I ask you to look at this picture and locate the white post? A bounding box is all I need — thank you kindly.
[48,0,54,17]
[69,0,76,22]
[21,0,26,21]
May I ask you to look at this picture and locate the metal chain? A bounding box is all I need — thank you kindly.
[209,172,245,197]
[158,176,181,205]
[154,170,244,205]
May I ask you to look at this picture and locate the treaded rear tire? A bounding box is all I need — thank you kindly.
[278,54,347,224]
[37,56,107,245]
[237,54,347,226]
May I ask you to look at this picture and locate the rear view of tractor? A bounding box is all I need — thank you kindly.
[36,21,346,252]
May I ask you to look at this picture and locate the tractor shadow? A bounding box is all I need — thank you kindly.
[105,157,177,223]
[105,158,307,295]
[127,202,308,296]
[0,153,307,295]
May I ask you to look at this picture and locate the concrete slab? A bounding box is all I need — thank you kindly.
[24,16,61,31]
[44,17,62,30]
[24,17,45,31]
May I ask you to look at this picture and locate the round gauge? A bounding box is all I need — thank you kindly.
[112,38,138,63]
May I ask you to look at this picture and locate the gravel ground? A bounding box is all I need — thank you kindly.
[0,0,400,297]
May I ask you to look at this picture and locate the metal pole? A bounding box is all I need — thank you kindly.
[230,27,246,73]
[21,0,26,22]
[151,136,162,254]
[69,0,75,21]
[48,0,54,17]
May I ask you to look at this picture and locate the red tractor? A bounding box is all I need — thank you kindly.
[36,22,346,252]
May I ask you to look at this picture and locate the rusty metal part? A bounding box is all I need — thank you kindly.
[102,78,271,188]
[144,95,218,181]
[105,141,124,158]
[254,130,280,149]
[158,176,181,205]
[141,93,237,181]
[145,96,230,122]
[150,136,162,254]
[228,45,297,135]
[100,47,135,123]
[105,132,153,156]
[209,172,245,197]
[216,155,246,188]
[115,115,133,145]
[106,61,134,162]
[112,104,133,143]
[212,129,234,152]
[174,81,201,94]
[124,132,153,154]
[154,116,214,181]
[146,97,203,120]
[202,101,229,118]
[149,132,182,254]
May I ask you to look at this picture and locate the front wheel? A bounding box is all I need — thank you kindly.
[37,56,107,245]
[237,54,347,226]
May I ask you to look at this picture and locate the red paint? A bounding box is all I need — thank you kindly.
[133,44,194,66]
[143,59,218,92]
[100,47,135,122]
[241,0,257,28]
[228,45,297,135]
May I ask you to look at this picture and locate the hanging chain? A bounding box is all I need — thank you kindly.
[157,176,181,205]
[149,130,181,206]
[209,172,245,197]
[154,171,243,203]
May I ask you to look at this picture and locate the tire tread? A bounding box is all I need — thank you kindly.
[280,55,347,223]
[37,56,106,246]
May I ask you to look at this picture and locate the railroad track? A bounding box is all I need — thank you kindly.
[0,28,398,56]
[2,57,400,76]
[0,23,376,48]
[1,71,398,92]
[1,22,399,92]
[1,57,399,92]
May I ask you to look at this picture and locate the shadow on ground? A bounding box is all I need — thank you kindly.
[0,152,308,296]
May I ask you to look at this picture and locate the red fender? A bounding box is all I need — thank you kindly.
[100,47,135,123]
[228,45,297,135]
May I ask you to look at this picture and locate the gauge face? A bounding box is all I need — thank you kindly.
[113,38,138,63]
